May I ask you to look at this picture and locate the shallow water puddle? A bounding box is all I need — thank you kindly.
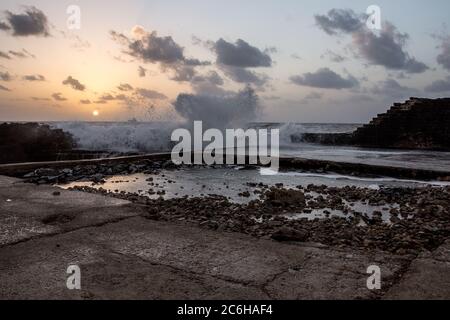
[59,167,443,196]
[281,201,399,225]
[58,167,431,223]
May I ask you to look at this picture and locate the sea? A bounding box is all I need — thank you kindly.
[53,121,450,211]
[51,121,450,173]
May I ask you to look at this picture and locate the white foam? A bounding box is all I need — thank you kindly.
[259,169,450,186]
[53,121,178,153]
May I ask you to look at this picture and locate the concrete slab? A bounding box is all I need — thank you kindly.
[0,233,266,300]
[0,180,141,246]
[385,241,450,300]
[0,217,407,300]
[0,175,23,186]
[0,175,447,300]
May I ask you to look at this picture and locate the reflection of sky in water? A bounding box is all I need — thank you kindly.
[280,147,450,172]
[230,144,450,172]
[230,145,450,172]
[59,166,435,224]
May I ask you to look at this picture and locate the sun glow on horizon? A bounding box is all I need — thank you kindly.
[92,110,100,117]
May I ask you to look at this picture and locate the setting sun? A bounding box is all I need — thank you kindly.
[92,110,100,117]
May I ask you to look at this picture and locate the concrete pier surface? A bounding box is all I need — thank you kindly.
[0,175,449,300]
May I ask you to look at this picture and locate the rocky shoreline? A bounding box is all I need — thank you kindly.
[292,98,450,151]
[10,158,449,257]
[67,183,450,256]
[2,153,449,183]
[0,123,74,164]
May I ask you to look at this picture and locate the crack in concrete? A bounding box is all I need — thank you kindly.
[377,256,417,299]
[260,253,315,299]
[108,248,271,299]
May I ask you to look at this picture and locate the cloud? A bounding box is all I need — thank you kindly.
[52,93,67,101]
[62,76,86,91]
[321,49,347,62]
[185,58,210,67]
[263,95,281,101]
[220,65,269,87]
[80,99,91,104]
[22,74,45,81]
[191,35,203,46]
[290,68,359,89]
[370,78,420,98]
[94,92,133,104]
[135,88,168,100]
[0,21,10,31]
[60,31,91,51]
[0,49,34,60]
[206,38,274,88]
[315,9,364,35]
[113,55,129,63]
[118,83,134,91]
[99,93,116,101]
[138,66,147,77]
[2,49,35,59]
[8,50,27,58]
[315,9,428,73]
[436,36,450,71]
[173,86,260,128]
[115,94,128,101]
[425,76,450,92]
[124,26,183,63]
[8,50,33,59]
[0,84,10,91]
[0,71,13,81]
[31,97,50,101]
[0,51,11,59]
[304,92,323,100]
[299,91,324,105]
[191,35,215,49]
[353,23,428,73]
[190,71,229,95]
[3,6,50,37]
[111,26,208,81]
[94,89,166,105]
[170,65,196,82]
[192,70,224,86]
[213,38,272,68]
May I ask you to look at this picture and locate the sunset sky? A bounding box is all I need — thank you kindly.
[1,0,450,122]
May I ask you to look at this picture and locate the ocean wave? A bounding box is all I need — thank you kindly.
[52,122,178,153]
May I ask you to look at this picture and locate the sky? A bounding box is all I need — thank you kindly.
[0,0,450,123]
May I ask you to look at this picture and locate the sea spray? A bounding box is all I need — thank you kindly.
[53,121,178,153]
[171,121,280,174]
[173,86,260,129]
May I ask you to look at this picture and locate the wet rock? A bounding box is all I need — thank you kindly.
[35,168,60,177]
[0,122,74,164]
[92,174,106,184]
[61,168,73,175]
[297,98,450,151]
[239,191,251,198]
[264,188,306,208]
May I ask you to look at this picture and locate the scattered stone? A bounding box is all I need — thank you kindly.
[263,188,306,208]
[239,191,251,198]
